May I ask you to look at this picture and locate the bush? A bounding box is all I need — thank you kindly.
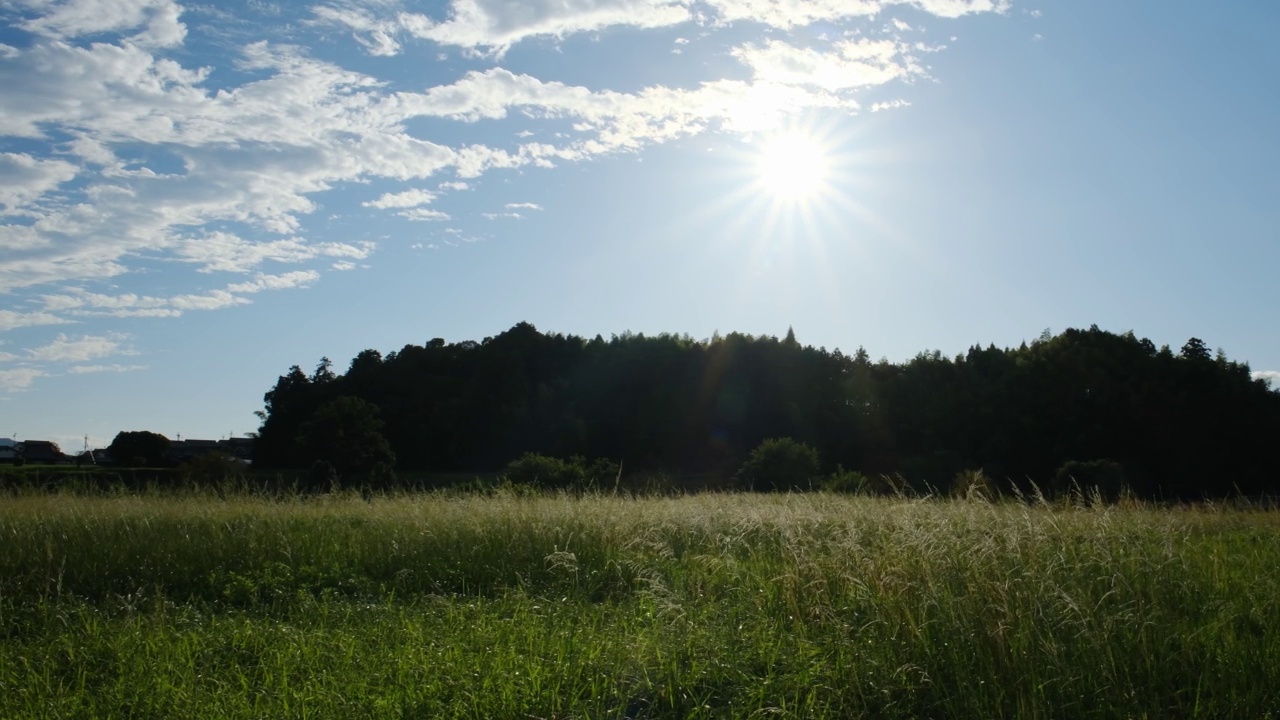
[736,438,821,492]
[1054,459,1128,504]
[822,465,870,494]
[501,453,620,491]
[179,453,248,486]
[296,396,396,484]
[951,468,996,501]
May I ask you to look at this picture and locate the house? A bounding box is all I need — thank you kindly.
[0,438,18,464]
[219,437,254,460]
[73,448,113,466]
[19,440,69,465]
[169,439,222,464]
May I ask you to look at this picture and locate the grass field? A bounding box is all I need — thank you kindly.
[2,489,1279,718]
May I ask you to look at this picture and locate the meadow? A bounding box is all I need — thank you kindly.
[2,488,1279,718]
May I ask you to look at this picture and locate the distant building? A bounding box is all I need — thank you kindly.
[220,437,254,460]
[18,440,69,465]
[168,437,254,464]
[169,439,222,464]
[73,448,113,466]
[0,438,18,464]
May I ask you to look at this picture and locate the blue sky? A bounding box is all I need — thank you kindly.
[1,0,1277,451]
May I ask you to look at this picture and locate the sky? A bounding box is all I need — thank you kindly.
[1,0,1278,451]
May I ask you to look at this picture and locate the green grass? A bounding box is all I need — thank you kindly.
[2,490,1279,718]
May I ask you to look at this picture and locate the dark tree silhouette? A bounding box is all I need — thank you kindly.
[108,431,171,467]
[253,323,1280,499]
[297,396,396,486]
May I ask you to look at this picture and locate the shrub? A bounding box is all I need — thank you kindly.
[1054,459,1128,504]
[736,438,821,492]
[501,453,619,491]
[951,468,997,501]
[179,453,248,486]
[822,465,870,494]
[296,396,396,484]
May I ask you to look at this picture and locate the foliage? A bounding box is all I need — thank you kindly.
[4,492,1280,718]
[1054,459,1129,503]
[736,437,820,492]
[501,453,619,490]
[821,464,869,494]
[951,468,997,501]
[177,453,247,486]
[107,430,171,467]
[253,323,1280,499]
[296,396,396,488]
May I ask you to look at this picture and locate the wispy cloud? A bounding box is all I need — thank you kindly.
[0,310,75,332]
[0,153,78,211]
[399,208,452,221]
[0,0,1010,398]
[22,333,137,363]
[67,364,149,375]
[0,368,45,392]
[37,272,327,319]
[732,38,919,92]
[871,99,912,112]
[364,188,439,209]
[316,0,1007,55]
[19,0,188,48]
[0,0,989,297]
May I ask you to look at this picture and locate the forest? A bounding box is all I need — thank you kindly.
[253,323,1280,499]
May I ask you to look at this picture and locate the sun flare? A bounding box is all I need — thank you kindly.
[755,132,830,202]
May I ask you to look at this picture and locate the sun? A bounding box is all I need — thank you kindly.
[755,131,831,202]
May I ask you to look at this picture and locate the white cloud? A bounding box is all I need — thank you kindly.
[871,98,911,112]
[312,0,1008,56]
[168,289,249,312]
[706,0,879,28]
[311,4,402,56]
[908,0,1009,19]
[19,0,188,48]
[399,208,452,221]
[67,363,148,374]
[732,38,917,92]
[364,188,438,209]
[0,153,79,211]
[173,234,375,274]
[705,0,1007,27]
[331,260,357,271]
[35,273,324,319]
[23,332,136,363]
[397,0,692,53]
[0,310,75,332]
[1253,370,1280,386]
[0,0,1003,336]
[225,270,320,294]
[0,368,46,391]
[505,202,543,210]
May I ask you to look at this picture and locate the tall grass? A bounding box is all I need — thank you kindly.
[2,490,1279,718]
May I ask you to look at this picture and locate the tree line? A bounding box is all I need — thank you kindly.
[252,323,1280,499]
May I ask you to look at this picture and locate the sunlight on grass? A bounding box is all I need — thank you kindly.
[2,491,1279,717]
